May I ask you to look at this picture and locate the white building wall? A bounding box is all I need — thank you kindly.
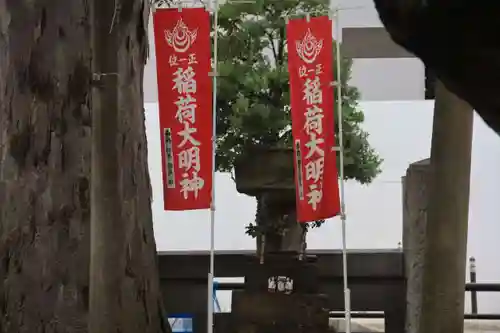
[331,0,425,100]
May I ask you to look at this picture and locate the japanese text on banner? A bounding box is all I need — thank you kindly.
[153,8,212,211]
[286,15,340,222]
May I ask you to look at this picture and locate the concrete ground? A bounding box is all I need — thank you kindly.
[329,319,500,332]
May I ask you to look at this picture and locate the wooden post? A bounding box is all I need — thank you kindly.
[418,80,474,333]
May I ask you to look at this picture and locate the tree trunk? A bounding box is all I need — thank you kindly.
[418,80,473,333]
[255,194,305,258]
[0,1,168,332]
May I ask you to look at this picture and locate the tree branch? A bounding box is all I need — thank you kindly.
[277,25,285,65]
[266,32,278,62]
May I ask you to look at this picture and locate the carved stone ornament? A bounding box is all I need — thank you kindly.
[267,276,294,294]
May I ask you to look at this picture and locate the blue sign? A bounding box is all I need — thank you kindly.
[168,314,193,333]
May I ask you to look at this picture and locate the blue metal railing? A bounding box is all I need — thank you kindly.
[213,281,222,312]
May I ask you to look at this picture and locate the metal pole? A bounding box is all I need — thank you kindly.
[207,0,219,332]
[333,10,351,333]
[469,256,478,314]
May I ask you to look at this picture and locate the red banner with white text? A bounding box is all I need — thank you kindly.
[153,8,212,211]
[286,16,341,222]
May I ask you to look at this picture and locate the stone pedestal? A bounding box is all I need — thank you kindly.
[233,146,306,256]
[229,253,331,333]
[229,147,331,333]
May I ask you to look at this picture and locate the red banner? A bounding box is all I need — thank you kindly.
[153,8,212,211]
[286,16,341,222]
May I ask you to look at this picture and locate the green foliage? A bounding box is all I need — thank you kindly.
[214,0,382,184]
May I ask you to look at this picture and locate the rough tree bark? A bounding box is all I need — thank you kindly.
[0,1,169,332]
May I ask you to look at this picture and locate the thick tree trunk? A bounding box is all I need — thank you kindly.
[0,1,168,332]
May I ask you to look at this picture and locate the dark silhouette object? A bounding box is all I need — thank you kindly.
[470,257,478,314]
[373,0,500,136]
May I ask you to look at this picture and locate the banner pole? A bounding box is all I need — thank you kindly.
[333,9,351,333]
[207,0,219,332]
